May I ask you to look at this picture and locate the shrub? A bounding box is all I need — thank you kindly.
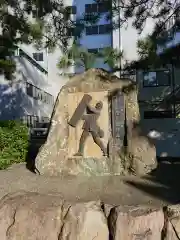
[0,120,29,169]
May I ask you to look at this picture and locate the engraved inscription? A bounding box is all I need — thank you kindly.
[112,92,125,141]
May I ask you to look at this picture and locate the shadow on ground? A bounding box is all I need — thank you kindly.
[25,136,47,173]
[125,161,180,204]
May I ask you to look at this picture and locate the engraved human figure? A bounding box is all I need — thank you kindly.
[74,101,107,156]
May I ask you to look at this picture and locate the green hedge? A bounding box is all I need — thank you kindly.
[0,120,29,169]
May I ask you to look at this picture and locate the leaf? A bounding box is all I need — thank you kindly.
[0,120,28,169]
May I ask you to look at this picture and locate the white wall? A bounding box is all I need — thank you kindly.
[0,55,54,121]
[20,45,68,100]
[121,18,155,63]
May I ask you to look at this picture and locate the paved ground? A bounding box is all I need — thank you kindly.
[0,163,180,206]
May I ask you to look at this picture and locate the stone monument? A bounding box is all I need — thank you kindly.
[35,69,157,176]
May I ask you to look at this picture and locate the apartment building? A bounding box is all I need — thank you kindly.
[136,13,180,159]
[0,46,56,127]
[22,0,121,75]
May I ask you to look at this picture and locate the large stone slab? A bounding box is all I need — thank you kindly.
[0,192,108,240]
[35,69,157,176]
[108,206,164,240]
[1,192,178,240]
[165,205,180,239]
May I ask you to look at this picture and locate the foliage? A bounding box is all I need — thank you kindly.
[0,120,29,169]
[0,59,16,80]
[0,0,102,78]
[57,43,97,72]
[1,0,179,79]
[95,0,180,36]
[0,0,83,78]
[99,47,123,71]
[137,35,157,60]
[57,42,124,74]
[137,35,161,66]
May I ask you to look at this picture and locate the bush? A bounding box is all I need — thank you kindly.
[0,120,29,169]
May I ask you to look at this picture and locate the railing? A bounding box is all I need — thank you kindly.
[18,48,48,74]
[20,115,50,128]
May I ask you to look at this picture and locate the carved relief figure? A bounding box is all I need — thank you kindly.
[68,94,107,157]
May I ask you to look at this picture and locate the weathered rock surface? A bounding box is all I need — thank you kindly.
[35,68,156,177]
[1,192,180,240]
[61,157,113,177]
[0,192,108,240]
[108,206,164,239]
[127,123,157,175]
[165,205,180,240]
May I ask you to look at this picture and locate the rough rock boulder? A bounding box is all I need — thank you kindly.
[35,68,157,176]
[1,191,180,240]
[0,192,108,240]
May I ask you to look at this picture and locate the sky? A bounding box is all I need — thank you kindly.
[121,18,155,62]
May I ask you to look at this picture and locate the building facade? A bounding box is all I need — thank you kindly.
[0,47,55,127]
[0,0,122,126]
[22,0,121,76]
[136,13,180,159]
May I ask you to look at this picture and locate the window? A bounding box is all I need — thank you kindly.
[88,48,99,54]
[98,3,109,13]
[21,115,39,128]
[144,110,173,119]
[33,87,39,99]
[33,52,43,62]
[26,83,33,97]
[85,3,109,13]
[143,70,170,87]
[65,6,76,14]
[86,24,111,35]
[19,49,47,74]
[85,4,98,13]
[86,26,98,35]
[88,48,104,54]
[99,24,111,34]
[84,13,98,22]
[143,103,173,119]
[26,82,53,105]
[66,25,83,37]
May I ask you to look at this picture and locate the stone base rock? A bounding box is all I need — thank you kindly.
[51,156,128,177]
[2,192,180,239]
[0,192,108,240]
[108,206,164,239]
[62,157,112,176]
[35,69,157,177]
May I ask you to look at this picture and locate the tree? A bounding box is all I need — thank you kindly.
[0,0,84,79]
[57,42,124,74]
[137,35,157,60]
[95,0,180,36]
[57,43,98,74]
[136,34,164,67]
[99,47,124,71]
[123,34,163,71]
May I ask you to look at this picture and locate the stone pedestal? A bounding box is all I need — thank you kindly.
[61,157,112,176]
[35,69,157,176]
